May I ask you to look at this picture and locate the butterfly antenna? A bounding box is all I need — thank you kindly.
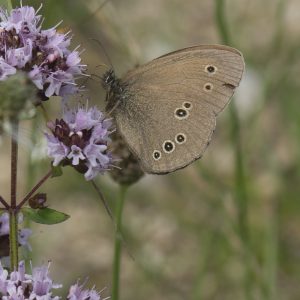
[90,180,135,260]
[91,180,114,221]
[95,63,110,69]
[81,0,112,25]
[90,73,103,81]
[90,38,115,71]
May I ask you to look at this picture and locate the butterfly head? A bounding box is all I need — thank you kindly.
[102,69,115,88]
[102,69,126,113]
[102,69,122,93]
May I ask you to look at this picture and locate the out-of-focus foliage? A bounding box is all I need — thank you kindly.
[1,0,300,299]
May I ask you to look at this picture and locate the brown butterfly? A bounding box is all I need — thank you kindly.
[102,45,245,174]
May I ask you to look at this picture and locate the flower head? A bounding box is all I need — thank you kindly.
[0,261,105,299]
[0,5,85,101]
[46,106,115,180]
[68,282,101,300]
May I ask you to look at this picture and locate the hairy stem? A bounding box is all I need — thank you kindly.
[112,185,128,300]
[9,119,19,269]
[11,121,18,209]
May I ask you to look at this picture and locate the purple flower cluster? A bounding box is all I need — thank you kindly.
[0,213,31,254]
[0,261,103,299]
[0,5,85,100]
[46,106,114,180]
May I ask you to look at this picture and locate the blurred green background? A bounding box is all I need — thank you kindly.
[1,0,300,299]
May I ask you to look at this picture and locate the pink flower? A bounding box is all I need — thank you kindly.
[46,106,115,180]
[0,5,86,101]
[0,261,105,299]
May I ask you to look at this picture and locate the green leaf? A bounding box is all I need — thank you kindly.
[22,207,70,225]
[51,165,63,178]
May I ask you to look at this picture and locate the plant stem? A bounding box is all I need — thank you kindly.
[9,120,19,269]
[230,104,249,239]
[112,185,128,300]
[215,0,249,245]
[0,196,9,209]
[16,169,52,210]
[11,121,18,209]
[214,0,251,298]
[215,0,231,45]
[9,208,18,269]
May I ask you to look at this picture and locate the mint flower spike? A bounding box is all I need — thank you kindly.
[0,4,86,102]
[46,106,115,180]
[0,261,105,299]
[68,281,102,300]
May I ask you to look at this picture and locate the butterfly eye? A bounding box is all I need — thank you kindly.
[163,140,175,153]
[175,133,186,144]
[183,102,192,110]
[204,83,213,92]
[205,65,217,74]
[175,108,189,120]
[153,150,161,160]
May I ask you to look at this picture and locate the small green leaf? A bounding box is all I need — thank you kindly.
[51,165,63,178]
[22,207,70,225]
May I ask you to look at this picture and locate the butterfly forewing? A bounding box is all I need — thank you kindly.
[114,45,245,174]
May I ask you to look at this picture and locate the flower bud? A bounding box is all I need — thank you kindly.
[29,193,47,209]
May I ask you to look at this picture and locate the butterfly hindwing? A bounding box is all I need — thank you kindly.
[112,45,245,174]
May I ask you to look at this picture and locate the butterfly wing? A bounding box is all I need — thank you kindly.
[113,45,245,174]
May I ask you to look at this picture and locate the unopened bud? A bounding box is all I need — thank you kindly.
[29,193,47,209]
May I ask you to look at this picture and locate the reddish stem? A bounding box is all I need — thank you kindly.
[0,196,9,209]
[0,196,10,210]
[16,169,52,210]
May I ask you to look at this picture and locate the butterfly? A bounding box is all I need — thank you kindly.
[102,45,245,174]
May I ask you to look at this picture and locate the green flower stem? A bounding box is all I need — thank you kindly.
[215,0,231,45]
[24,115,40,267]
[11,121,18,209]
[7,0,12,11]
[9,209,18,269]
[214,0,252,298]
[215,0,249,242]
[112,185,128,300]
[10,119,19,269]
[230,104,249,239]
